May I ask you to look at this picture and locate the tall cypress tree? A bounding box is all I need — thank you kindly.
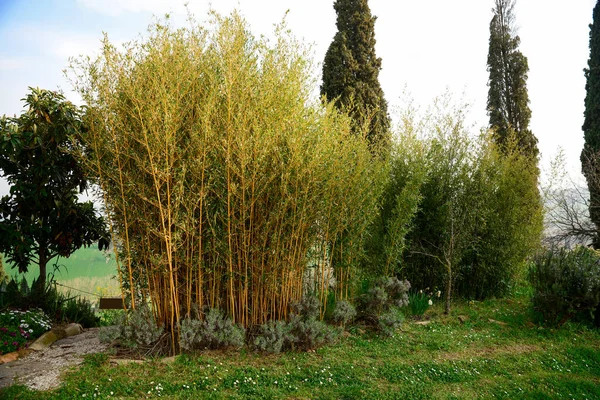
[486,0,538,158]
[321,0,390,150]
[582,1,600,248]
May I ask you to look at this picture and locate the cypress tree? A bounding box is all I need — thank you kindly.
[486,0,538,158]
[582,1,600,248]
[321,0,390,150]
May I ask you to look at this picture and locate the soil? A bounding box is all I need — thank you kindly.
[0,328,109,391]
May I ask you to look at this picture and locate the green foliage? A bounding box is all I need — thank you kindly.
[252,320,289,354]
[529,247,600,326]
[408,289,436,317]
[0,275,99,327]
[582,1,600,248]
[179,308,245,351]
[82,353,110,368]
[363,132,427,277]
[71,11,384,344]
[0,88,110,288]
[403,96,542,309]
[0,308,51,355]
[61,297,98,328]
[99,304,162,349]
[403,98,483,313]
[287,296,338,351]
[331,300,356,326]
[321,0,390,149]
[252,296,338,353]
[377,306,405,337]
[356,277,410,335]
[458,137,543,299]
[487,0,537,158]
[97,309,125,326]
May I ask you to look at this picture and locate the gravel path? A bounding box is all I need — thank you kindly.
[0,328,109,391]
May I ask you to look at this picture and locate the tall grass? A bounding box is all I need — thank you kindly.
[70,12,384,350]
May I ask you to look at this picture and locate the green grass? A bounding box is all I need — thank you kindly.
[2,287,599,399]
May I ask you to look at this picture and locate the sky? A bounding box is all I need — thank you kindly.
[0,0,596,196]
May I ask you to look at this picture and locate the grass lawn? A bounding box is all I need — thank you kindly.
[2,286,599,399]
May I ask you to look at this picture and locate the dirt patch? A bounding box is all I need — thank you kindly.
[0,328,109,391]
[438,343,540,361]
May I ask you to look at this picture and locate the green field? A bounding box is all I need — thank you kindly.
[1,247,120,302]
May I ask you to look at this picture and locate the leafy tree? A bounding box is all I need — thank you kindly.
[0,88,109,288]
[403,95,542,310]
[458,136,542,299]
[362,120,427,278]
[582,0,600,249]
[486,0,538,158]
[321,0,390,150]
[403,97,480,314]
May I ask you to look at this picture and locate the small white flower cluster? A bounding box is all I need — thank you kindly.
[147,381,163,397]
[1,309,50,340]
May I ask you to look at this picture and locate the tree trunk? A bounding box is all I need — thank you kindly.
[444,262,452,315]
[38,247,47,289]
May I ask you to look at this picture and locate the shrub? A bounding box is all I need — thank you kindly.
[0,276,99,327]
[529,247,600,326]
[252,296,338,353]
[98,304,162,348]
[0,309,51,355]
[286,296,338,351]
[331,300,357,326]
[97,309,126,326]
[357,277,410,335]
[287,315,338,351]
[408,289,437,317]
[378,306,405,337]
[362,277,410,312]
[179,308,245,351]
[362,134,427,278]
[291,296,321,321]
[97,324,121,345]
[252,320,289,354]
[61,297,99,328]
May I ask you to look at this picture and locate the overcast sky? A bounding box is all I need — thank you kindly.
[0,0,596,196]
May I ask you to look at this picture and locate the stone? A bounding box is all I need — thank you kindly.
[29,331,62,351]
[488,318,508,326]
[63,323,84,337]
[458,315,469,323]
[0,352,19,364]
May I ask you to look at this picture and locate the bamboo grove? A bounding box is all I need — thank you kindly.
[69,13,384,342]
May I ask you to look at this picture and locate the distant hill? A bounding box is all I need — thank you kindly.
[1,246,120,301]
